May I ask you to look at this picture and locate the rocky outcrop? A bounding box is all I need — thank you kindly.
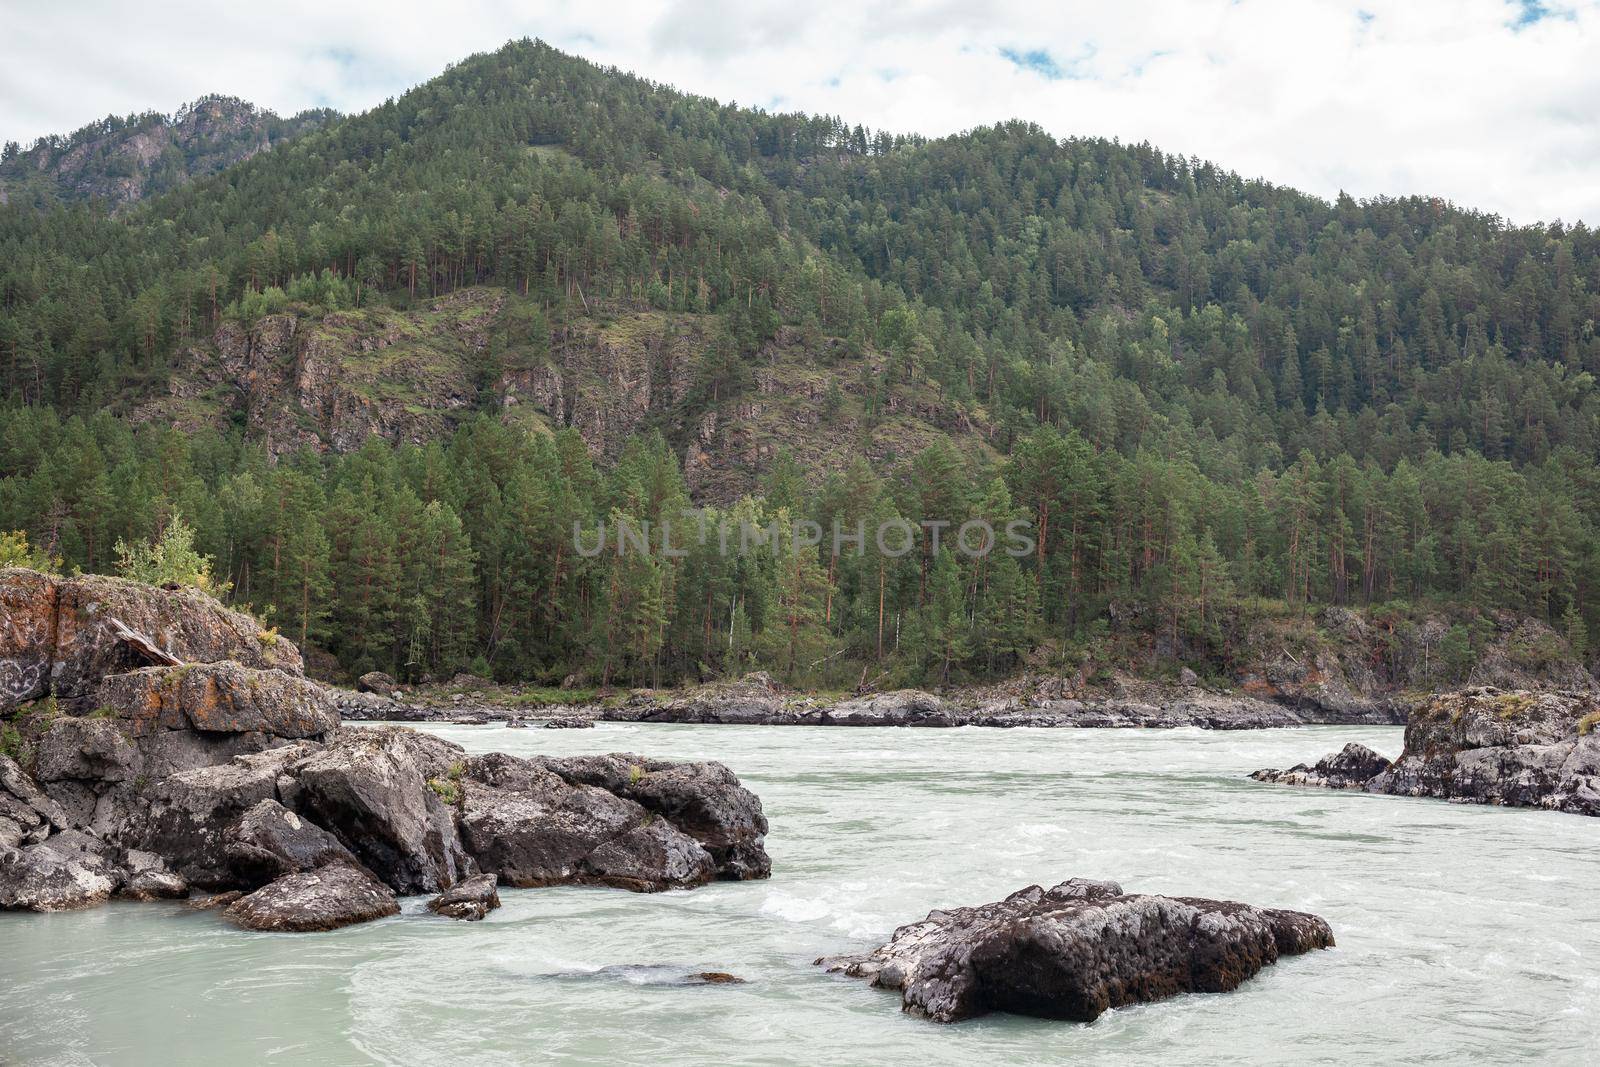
[1,568,300,712]
[223,861,400,932]
[818,878,1333,1023]
[0,830,118,912]
[0,574,771,926]
[428,872,500,920]
[1252,687,1600,815]
[97,661,338,739]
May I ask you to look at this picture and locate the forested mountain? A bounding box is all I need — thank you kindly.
[1,39,1596,689]
[0,95,335,210]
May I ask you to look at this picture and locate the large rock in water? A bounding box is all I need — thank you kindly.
[818,878,1333,1023]
[0,568,302,712]
[1253,687,1600,815]
[428,872,500,920]
[223,861,400,932]
[456,752,716,891]
[282,727,472,894]
[536,754,771,880]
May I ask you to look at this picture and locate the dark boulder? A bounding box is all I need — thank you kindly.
[222,799,361,887]
[456,757,710,890]
[284,727,471,893]
[818,878,1333,1023]
[1249,742,1393,789]
[542,716,593,729]
[223,861,400,932]
[356,671,397,697]
[427,872,501,920]
[537,754,770,880]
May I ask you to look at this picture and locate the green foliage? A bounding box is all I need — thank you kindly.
[114,513,227,596]
[427,776,462,804]
[2,40,1600,692]
[0,530,58,572]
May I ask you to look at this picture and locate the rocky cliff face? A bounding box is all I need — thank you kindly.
[1,96,332,209]
[138,292,992,502]
[1,568,299,713]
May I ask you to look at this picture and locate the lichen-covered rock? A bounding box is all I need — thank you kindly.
[818,879,1334,1023]
[32,717,142,783]
[223,861,400,932]
[96,661,338,739]
[0,832,118,912]
[284,727,471,894]
[537,754,770,881]
[117,849,188,901]
[1255,687,1600,816]
[822,690,955,727]
[427,872,500,920]
[0,570,303,714]
[222,799,361,887]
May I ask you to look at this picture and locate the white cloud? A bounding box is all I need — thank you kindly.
[3,0,1598,223]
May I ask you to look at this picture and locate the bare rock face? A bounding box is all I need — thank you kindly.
[427,872,500,921]
[0,568,301,713]
[223,861,400,932]
[819,879,1334,1023]
[96,662,338,739]
[285,727,472,894]
[1253,687,1600,816]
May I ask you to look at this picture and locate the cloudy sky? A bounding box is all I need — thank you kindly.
[3,0,1597,223]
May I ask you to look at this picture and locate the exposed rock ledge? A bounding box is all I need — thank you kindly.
[1251,687,1600,816]
[817,878,1333,1023]
[0,569,771,929]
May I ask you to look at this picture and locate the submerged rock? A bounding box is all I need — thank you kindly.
[427,872,501,920]
[223,861,400,932]
[1252,687,1600,816]
[818,878,1333,1023]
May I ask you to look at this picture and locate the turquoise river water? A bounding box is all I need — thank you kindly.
[3,722,1599,1065]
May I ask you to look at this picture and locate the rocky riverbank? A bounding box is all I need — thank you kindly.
[818,878,1333,1023]
[335,671,1395,730]
[1251,686,1600,816]
[0,568,770,927]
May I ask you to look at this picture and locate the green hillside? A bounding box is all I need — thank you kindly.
[1,38,1596,688]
